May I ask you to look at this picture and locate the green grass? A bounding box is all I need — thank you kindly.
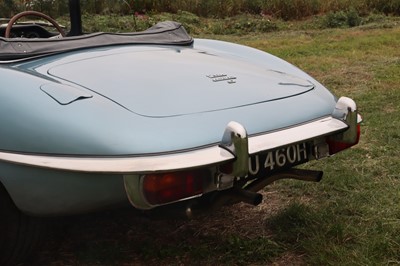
[246,24,400,264]
[29,17,400,266]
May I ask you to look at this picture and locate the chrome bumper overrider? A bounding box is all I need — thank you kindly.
[0,116,349,173]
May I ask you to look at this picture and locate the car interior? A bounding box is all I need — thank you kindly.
[0,0,82,38]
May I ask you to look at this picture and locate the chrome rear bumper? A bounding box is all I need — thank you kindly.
[0,116,348,173]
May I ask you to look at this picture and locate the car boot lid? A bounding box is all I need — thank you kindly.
[45,46,314,117]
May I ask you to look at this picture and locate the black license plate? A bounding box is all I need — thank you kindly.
[248,142,310,178]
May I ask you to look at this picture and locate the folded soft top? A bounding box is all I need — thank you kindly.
[0,21,193,61]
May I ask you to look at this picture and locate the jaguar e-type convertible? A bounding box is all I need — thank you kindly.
[0,0,361,264]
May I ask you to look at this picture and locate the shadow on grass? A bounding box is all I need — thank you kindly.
[26,203,287,265]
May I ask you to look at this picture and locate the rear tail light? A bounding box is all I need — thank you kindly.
[327,123,361,155]
[142,170,206,205]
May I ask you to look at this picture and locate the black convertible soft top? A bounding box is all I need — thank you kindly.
[0,21,193,61]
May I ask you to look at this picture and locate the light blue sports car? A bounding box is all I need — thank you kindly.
[0,0,361,264]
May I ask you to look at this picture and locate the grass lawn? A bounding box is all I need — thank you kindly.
[28,18,400,266]
[238,24,400,265]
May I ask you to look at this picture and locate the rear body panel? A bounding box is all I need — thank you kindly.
[1,39,335,155]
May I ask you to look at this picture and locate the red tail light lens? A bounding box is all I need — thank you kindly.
[142,170,205,205]
[327,123,361,155]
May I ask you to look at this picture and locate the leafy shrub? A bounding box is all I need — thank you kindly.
[212,15,279,35]
[347,8,362,26]
[257,19,279,32]
[175,10,200,25]
[324,8,362,28]
[324,11,349,28]
[367,0,400,15]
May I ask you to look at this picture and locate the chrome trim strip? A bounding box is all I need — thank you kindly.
[0,117,348,173]
[0,147,234,174]
[248,117,348,154]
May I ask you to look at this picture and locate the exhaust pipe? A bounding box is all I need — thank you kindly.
[246,168,323,192]
[209,187,263,211]
[229,187,263,206]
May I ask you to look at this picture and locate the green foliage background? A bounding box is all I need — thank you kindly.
[1,0,399,18]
